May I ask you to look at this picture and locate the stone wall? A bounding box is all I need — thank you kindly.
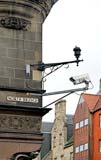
[51,100,67,160]
[0,25,42,89]
[64,145,73,160]
[0,0,59,159]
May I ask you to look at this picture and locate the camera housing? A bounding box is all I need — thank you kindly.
[69,74,90,85]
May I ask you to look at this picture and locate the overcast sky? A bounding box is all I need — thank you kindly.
[42,0,101,122]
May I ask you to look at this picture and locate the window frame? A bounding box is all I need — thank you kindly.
[80,120,84,128]
[84,118,88,126]
[84,143,88,150]
[99,114,101,128]
[75,122,79,129]
[99,140,101,152]
[75,146,79,153]
[80,145,84,152]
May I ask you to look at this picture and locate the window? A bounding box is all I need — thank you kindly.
[84,119,88,125]
[75,119,89,130]
[80,145,84,152]
[80,121,84,128]
[99,140,101,152]
[75,143,88,153]
[84,143,88,150]
[75,122,79,129]
[75,146,79,153]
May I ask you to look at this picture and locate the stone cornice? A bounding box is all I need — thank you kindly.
[0,0,58,22]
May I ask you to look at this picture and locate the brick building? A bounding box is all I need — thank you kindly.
[74,93,101,160]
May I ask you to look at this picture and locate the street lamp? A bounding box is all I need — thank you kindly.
[26,46,83,79]
[73,46,81,66]
[34,46,83,71]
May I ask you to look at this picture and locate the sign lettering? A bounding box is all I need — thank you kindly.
[7,96,39,103]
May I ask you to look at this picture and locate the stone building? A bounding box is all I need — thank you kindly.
[51,100,73,160]
[64,136,73,160]
[40,100,73,160]
[0,0,58,159]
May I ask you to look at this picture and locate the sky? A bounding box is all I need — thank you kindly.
[42,0,101,122]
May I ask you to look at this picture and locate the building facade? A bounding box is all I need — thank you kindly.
[64,137,73,160]
[41,100,73,160]
[74,93,101,160]
[0,0,58,159]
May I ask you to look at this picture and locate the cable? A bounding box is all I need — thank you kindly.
[43,81,90,108]
[43,91,74,108]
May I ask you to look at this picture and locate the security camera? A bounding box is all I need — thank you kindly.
[69,73,90,85]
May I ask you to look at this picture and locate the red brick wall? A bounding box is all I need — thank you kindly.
[74,101,89,160]
[93,110,101,160]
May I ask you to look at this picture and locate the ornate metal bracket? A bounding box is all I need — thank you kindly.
[0,17,31,30]
[11,151,39,160]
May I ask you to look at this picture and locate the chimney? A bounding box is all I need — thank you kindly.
[55,100,66,119]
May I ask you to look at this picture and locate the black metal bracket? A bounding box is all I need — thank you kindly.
[29,47,83,80]
[36,59,83,72]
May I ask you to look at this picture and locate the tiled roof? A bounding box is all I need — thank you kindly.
[64,136,73,148]
[42,114,73,133]
[66,114,73,140]
[41,115,73,158]
[41,122,53,133]
[81,93,101,112]
[66,114,73,124]
[41,122,53,159]
[93,96,101,112]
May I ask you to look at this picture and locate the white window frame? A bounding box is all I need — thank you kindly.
[84,143,88,150]
[84,118,88,126]
[75,146,79,153]
[80,120,84,128]
[99,140,101,152]
[80,145,84,152]
[75,122,79,129]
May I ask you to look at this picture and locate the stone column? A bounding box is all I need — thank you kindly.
[0,0,58,159]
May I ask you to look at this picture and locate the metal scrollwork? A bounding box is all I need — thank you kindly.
[0,17,31,30]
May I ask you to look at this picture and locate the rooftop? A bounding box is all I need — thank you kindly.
[80,93,101,112]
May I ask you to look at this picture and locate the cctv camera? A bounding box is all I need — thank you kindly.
[69,77,76,84]
[69,74,90,85]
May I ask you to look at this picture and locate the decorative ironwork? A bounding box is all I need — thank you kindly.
[0,17,31,30]
[11,151,39,160]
